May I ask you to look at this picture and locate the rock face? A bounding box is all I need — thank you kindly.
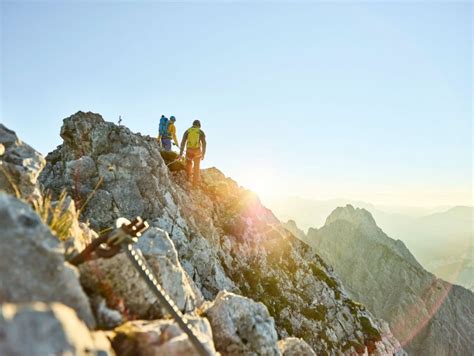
[0,193,96,327]
[0,302,112,355]
[112,316,217,355]
[203,291,279,355]
[306,205,474,356]
[278,337,316,356]
[283,220,306,241]
[39,111,173,230]
[0,124,45,200]
[40,112,403,355]
[79,227,203,323]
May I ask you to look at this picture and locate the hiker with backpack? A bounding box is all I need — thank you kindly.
[168,116,179,147]
[179,120,206,187]
[158,115,180,151]
[158,115,171,151]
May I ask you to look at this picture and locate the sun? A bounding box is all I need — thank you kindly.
[236,168,282,200]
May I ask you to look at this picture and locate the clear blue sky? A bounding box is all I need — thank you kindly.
[1,1,472,206]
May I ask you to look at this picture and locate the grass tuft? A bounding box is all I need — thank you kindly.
[78,176,104,215]
[0,165,21,198]
[1,163,105,242]
[32,190,79,241]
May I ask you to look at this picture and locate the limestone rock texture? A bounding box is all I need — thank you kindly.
[40,112,403,355]
[0,193,95,328]
[79,227,203,322]
[203,291,279,355]
[0,302,112,355]
[305,204,474,356]
[112,316,217,356]
[0,124,45,200]
[277,337,316,356]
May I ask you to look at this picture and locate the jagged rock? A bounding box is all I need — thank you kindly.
[40,111,235,300]
[79,227,203,321]
[324,205,420,266]
[183,172,402,355]
[90,295,124,330]
[283,220,306,241]
[0,302,113,355]
[111,316,217,355]
[0,124,45,200]
[40,112,170,229]
[40,112,401,354]
[0,193,95,327]
[307,205,474,355]
[64,221,98,260]
[203,291,280,355]
[277,337,315,356]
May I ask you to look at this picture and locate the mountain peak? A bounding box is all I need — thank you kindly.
[325,204,378,231]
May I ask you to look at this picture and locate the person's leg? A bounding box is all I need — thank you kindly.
[185,149,194,181]
[162,138,172,151]
[193,151,201,186]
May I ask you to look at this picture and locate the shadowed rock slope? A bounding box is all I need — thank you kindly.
[39,111,404,355]
[303,205,474,356]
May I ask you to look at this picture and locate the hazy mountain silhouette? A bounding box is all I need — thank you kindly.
[285,205,474,355]
[268,197,473,290]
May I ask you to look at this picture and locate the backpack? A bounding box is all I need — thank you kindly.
[187,127,201,149]
[159,116,170,137]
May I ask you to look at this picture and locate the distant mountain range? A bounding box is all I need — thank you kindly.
[263,196,456,230]
[284,205,474,355]
[266,196,473,291]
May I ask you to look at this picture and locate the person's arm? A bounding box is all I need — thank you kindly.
[179,130,188,156]
[170,125,179,146]
[200,130,206,159]
[157,129,162,146]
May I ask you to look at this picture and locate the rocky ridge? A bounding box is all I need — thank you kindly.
[1,112,404,355]
[299,204,474,356]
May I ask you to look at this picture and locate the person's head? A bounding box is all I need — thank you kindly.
[170,116,176,123]
[192,120,201,128]
[161,114,166,118]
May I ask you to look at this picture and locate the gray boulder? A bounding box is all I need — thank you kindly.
[89,295,124,330]
[79,227,203,322]
[0,193,95,327]
[0,124,45,200]
[277,337,315,356]
[204,291,280,356]
[112,316,217,355]
[39,111,170,230]
[0,302,112,356]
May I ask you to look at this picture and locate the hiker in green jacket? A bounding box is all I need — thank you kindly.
[179,120,206,186]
